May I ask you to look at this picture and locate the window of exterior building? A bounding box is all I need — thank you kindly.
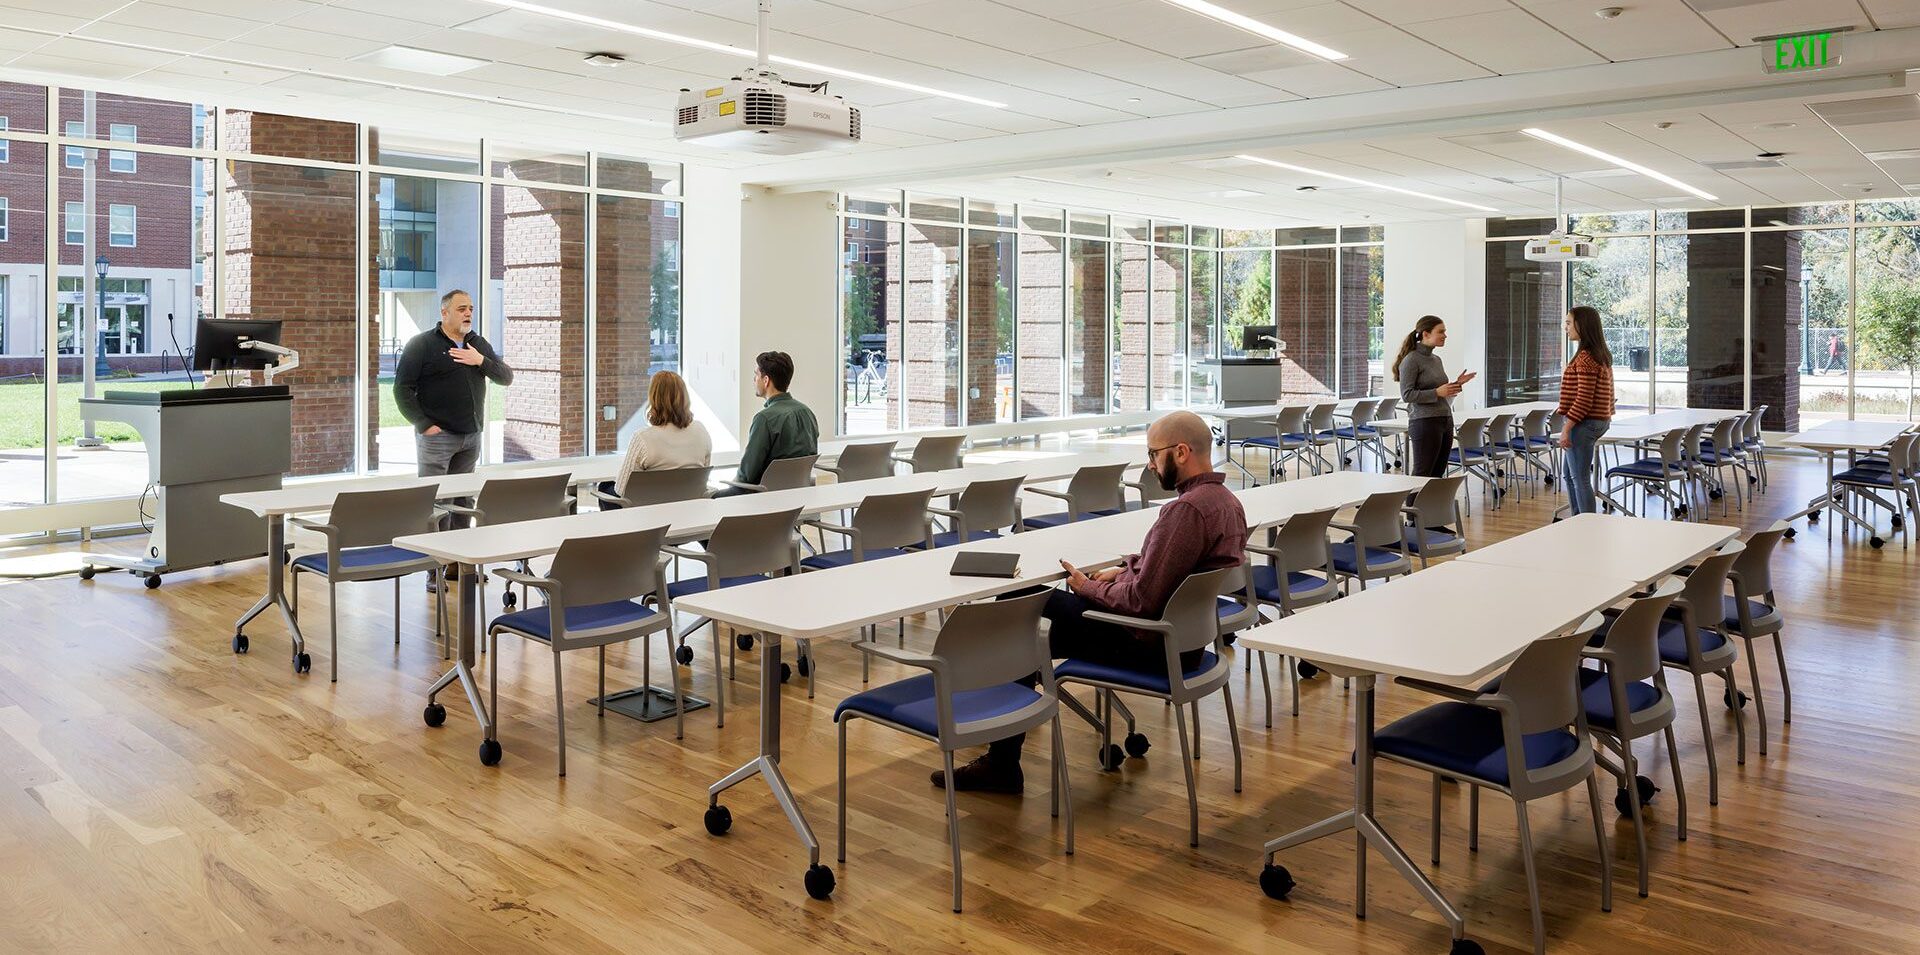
[109,203,135,247]
[109,123,136,173]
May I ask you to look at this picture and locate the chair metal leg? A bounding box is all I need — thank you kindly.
[553,648,568,777]
[1255,649,1273,728]
[1514,801,1545,955]
[597,646,607,718]
[1191,695,1201,761]
[1468,785,1479,852]
[1725,666,1747,766]
[1430,776,1442,866]
[393,579,401,647]
[1222,684,1242,793]
[1052,715,1075,855]
[1173,702,1199,847]
[1585,774,1613,913]
[1773,633,1792,724]
[1744,641,1769,757]
[1623,743,1649,897]
[1690,671,1720,805]
[836,719,849,864]
[328,580,339,684]
[1664,724,1689,842]
[943,749,963,913]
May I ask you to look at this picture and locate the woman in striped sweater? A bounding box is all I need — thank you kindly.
[1558,305,1616,516]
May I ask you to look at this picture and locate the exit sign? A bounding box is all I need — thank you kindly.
[1763,30,1841,73]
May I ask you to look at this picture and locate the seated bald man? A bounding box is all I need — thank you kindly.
[935,410,1250,794]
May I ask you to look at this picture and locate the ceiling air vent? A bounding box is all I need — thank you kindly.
[1702,158,1786,170]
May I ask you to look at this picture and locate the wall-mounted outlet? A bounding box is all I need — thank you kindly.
[603,404,617,421]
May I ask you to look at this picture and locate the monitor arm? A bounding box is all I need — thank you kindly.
[229,340,300,386]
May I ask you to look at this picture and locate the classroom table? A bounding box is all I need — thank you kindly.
[667,469,1427,899]
[1456,512,1739,583]
[1237,560,1639,951]
[1780,419,1913,544]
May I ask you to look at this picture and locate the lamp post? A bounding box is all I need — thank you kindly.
[93,255,111,378]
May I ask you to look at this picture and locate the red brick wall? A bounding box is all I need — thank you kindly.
[1016,232,1063,419]
[882,220,904,430]
[902,222,960,427]
[497,181,586,461]
[592,195,663,454]
[1274,247,1336,395]
[1150,245,1183,407]
[963,231,1007,424]
[1338,246,1375,397]
[1113,242,1149,411]
[1069,240,1107,415]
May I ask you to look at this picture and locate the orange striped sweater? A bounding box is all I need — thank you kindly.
[1558,350,1615,423]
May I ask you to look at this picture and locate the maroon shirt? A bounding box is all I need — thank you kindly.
[1078,472,1249,619]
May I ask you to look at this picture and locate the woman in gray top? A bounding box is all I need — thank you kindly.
[1391,315,1475,478]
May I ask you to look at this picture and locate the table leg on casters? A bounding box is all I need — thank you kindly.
[422,562,497,763]
[1259,675,1471,949]
[705,632,835,900]
[232,514,306,668]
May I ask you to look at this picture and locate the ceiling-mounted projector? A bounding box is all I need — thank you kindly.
[1524,229,1596,262]
[672,1,860,155]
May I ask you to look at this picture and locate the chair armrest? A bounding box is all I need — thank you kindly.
[1328,521,1362,537]
[1393,677,1482,703]
[589,488,625,505]
[438,503,481,519]
[801,518,856,537]
[492,568,556,593]
[813,463,841,475]
[855,642,943,671]
[1245,543,1288,560]
[1022,486,1073,502]
[1079,609,1171,634]
[662,544,712,563]
[288,517,337,539]
[926,505,964,520]
[722,480,768,492]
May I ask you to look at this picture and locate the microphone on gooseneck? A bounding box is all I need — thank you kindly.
[165,312,197,389]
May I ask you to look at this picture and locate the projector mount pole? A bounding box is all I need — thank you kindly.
[755,0,772,73]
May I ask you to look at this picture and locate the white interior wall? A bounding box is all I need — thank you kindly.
[1383,219,1488,411]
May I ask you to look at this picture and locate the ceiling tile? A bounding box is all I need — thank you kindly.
[1517,0,1730,60]
[1342,0,1514,25]
[1239,62,1391,97]
[1687,0,1872,43]
[1309,27,1494,86]
[282,5,442,45]
[887,1,1108,55]
[1860,0,1920,27]
[221,25,391,59]
[1400,10,1608,75]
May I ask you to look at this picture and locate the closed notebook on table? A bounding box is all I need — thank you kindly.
[950,551,1021,579]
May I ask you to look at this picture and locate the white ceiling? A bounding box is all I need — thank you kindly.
[0,0,1917,222]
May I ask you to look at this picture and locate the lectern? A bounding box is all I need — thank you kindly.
[78,385,292,587]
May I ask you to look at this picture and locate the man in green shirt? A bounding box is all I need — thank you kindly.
[717,351,819,496]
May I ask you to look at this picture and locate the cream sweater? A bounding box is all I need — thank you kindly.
[615,421,713,492]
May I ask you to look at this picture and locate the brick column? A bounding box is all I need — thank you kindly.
[592,196,660,455]
[1016,233,1063,419]
[1482,227,1565,405]
[1071,242,1108,415]
[220,111,375,475]
[882,221,903,431]
[1150,245,1182,407]
[1338,246,1374,397]
[903,222,960,427]
[1114,242,1149,411]
[498,181,585,461]
[963,233,1002,424]
[1275,247,1336,394]
[1746,231,1803,431]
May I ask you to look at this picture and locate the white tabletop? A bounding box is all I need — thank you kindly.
[1236,560,1638,685]
[1454,401,1559,424]
[1602,408,1746,444]
[1199,397,1368,420]
[1454,513,1738,586]
[1782,419,1911,452]
[393,451,1135,566]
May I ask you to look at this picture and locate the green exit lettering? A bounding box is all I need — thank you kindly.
[1770,31,1837,73]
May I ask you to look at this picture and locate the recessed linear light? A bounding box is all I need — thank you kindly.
[1234,154,1498,212]
[1157,0,1347,60]
[474,0,1007,108]
[1520,127,1719,202]
[352,45,490,77]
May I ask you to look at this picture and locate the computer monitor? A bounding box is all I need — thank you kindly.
[1241,324,1279,351]
[193,318,284,371]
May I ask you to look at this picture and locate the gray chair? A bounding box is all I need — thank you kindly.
[1399,474,1468,569]
[834,589,1071,913]
[664,507,805,727]
[918,474,1023,549]
[1329,489,1414,592]
[1695,417,1747,516]
[1125,462,1177,511]
[592,465,713,509]
[1446,418,1501,515]
[1605,427,1693,521]
[1244,506,1339,724]
[1240,405,1313,484]
[1507,408,1558,496]
[1720,521,1792,756]
[1329,398,1380,471]
[288,484,446,682]
[1583,580,1688,898]
[1480,413,1517,506]
[815,440,898,483]
[724,453,820,494]
[1376,618,1612,955]
[1639,540,1747,805]
[488,526,674,773]
[1021,462,1129,529]
[1834,432,1919,548]
[1301,401,1341,474]
[1740,404,1770,491]
[802,487,939,694]
[1055,565,1243,847]
[893,434,966,473]
[441,472,575,614]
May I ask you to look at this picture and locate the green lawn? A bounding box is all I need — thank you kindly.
[0,378,505,450]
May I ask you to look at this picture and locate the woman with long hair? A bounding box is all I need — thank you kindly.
[1557,306,1615,515]
[1392,315,1474,478]
[599,370,713,508]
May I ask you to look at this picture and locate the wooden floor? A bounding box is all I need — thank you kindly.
[2,442,1917,954]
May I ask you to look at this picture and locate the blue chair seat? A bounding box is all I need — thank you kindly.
[1021,509,1122,530]
[1055,650,1219,696]
[1373,701,1580,787]
[801,547,913,570]
[908,528,1002,549]
[1834,467,1906,487]
[1217,597,1249,619]
[1608,458,1684,479]
[835,674,1042,737]
[1576,668,1661,731]
[1400,526,1459,553]
[291,544,433,576]
[1328,426,1368,439]
[1654,616,1729,663]
[1447,448,1488,464]
[665,573,770,599]
[1329,541,1404,574]
[1696,449,1737,464]
[1241,435,1302,450]
[1251,565,1331,602]
[491,599,657,640]
[1717,595,1779,632]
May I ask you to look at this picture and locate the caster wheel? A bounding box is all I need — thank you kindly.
[1709,489,1723,501]
[1870,536,1886,549]
[1785,527,1798,540]
[1451,940,1485,955]
[1893,515,1906,529]
[1297,660,1320,680]
[704,804,732,836]
[422,702,446,727]
[1543,475,1555,488]
[736,633,754,652]
[1259,863,1295,900]
[79,565,96,581]
[797,656,812,677]
[293,652,312,674]
[231,632,249,654]
[1724,687,1749,710]
[478,739,502,766]
[804,863,836,900]
[1098,743,1125,771]
[1223,632,1237,647]
[779,663,792,684]
[145,575,162,590]
[1494,468,1505,478]
[1602,504,1615,514]
[1124,732,1151,758]
[1807,512,1821,525]
[502,591,517,610]
[674,644,694,666]
[1614,775,1660,815]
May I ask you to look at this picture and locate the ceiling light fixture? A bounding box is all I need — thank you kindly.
[1235,154,1500,212]
[1156,0,1347,60]
[1521,127,1719,201]
[476,0,1007,107]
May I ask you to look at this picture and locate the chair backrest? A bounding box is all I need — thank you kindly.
[1373,396,1400,420]
[474,472,574,526]
[1484,413,1515,449]
[333,485,442,549]
[1745,404,1769,438]
[931,588,1052,697]
[1454,418,1487,452]
[1307,402,1337,432]
[1164,565,1239,656]
[1520,408,1553,438]
[1677,540,1745,618]
[759,454,820,491]
[1885,432,1920,477]
[1346,399,1379,429]
[1406,474,1466,529]
[1732,520,1788,600]
[1488,626,1589,736]
[706,507,804,578]
[831,440,898,482]
[1268,506,1337,574]
[1681,423,1709,462]
[547,525,668,608]
[1596,579,1683,685]
[909,434,966,473]
[1709,417,1740,454]
[1066,462,1129,514]
[956,475,1023,535]
[852,487,935,553]
[1274,405,1309,436]
[618,465,713,508]
[1350,489,1407,548]
[1652,428,1687,468]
